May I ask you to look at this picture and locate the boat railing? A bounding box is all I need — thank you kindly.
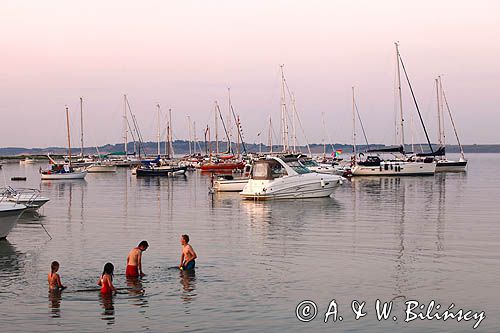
[0,187,41,206]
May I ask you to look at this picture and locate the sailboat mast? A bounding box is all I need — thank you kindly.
[321,112,326,159]
[214,102,219,155]
[123,94,128,156]
[280,65,289,153]
[270,117,274,154]
[66,107,72,167]
[80,97,84,157]
[169,108,174,158]
[352,86,357,158]
[227,88,232,153]
[440,78,465,160]
[395,42,405,149]
[439,76,446,147]
[436,78,443,147]
[156,104,161,156]
[165,110,169,157]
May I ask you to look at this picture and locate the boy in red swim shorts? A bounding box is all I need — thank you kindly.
[126,241,149,278]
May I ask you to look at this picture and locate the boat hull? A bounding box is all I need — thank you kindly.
[200,162,245,172]
[435,160,467,172]
[214,179,249,192]
[351,161,435,176]
[240,174,343,200]
[86,165,117,173]
[41,171,87,180]
[136,166,187,177]
[0,203,27,239]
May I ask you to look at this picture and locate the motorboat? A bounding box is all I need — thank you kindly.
[19,157,35,165]
[299,158,338,175]
[85,162,117,173]
[435,157,467,172]
[135,163,188,176]
[240,157,344,200]
[200,160,246,172]
[0,196,27,239]
[213,165,252,192]
[1,187,50,210]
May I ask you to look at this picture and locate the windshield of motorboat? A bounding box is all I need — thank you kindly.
[300,159,319,167]
[286,161,311,174]
[252,160,285,180]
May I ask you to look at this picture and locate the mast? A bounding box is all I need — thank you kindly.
[439,75,446,147]
[280,65,289,153]
[166,110,170,158]
[292,93,297,153]
[321,112,326,159]
[236,115,240,158]
[214,102,219,156]
[168,108,174,158]
[66,106,72,167]
[270,117,273,154]
[156,104,161,156]
[436,78,443,147]
[187,116,192,155]
[398,44,434,154]
[227,87,232,153]
[395,42,405,150]
[440,77,466,160]
[352,87,357,159]
[80,97,84,157]
[123,94,128,156]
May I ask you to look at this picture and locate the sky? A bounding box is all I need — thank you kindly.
[1,0,499,148]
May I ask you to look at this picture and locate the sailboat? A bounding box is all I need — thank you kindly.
[351,43,436,176]
[40,107,87,180]
[424,76,467,172]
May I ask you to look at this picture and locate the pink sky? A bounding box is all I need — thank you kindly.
[1,0,499,148]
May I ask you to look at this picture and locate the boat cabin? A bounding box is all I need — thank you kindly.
[251,158,310,180]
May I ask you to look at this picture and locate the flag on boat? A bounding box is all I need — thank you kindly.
[332,149,343,157]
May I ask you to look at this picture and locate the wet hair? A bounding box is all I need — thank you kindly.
[181,234,189,243]
[138,240,149,249]
[51,261,59,273]
[102,262,114,279]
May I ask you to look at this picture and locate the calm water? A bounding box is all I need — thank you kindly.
[1,154,499,332]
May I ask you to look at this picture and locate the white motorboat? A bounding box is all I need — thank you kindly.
[1,187,50,209]
[240,157,344,200]
[19,157,35,165]
[213,165,252,192]
[0,201,27,239]
[435,158,467,172]
[299,159,338,175]
[86,163,117,173]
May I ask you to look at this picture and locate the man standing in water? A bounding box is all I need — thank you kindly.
[126,240,149,278]
[180,235,197,271]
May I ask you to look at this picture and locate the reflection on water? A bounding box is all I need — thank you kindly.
[126,277,148,308]
[48,289,62,318]
[0,240,24,293]
[99,294,115,325]
[179,270,197,304]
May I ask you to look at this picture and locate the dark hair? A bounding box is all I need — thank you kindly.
[182,234,189,243]
[102,262,114,279]
[138,240,149,248]
[51,261,59,273]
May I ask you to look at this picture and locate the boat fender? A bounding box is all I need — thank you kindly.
[320,179,325,188]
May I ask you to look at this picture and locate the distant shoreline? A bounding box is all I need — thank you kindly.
[1,141,499,158]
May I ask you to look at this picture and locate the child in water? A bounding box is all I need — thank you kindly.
[179,234,197,271]
[48,261,66,291]
[97,262,117,295]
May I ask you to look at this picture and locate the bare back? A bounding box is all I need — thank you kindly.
[127,247,141,266]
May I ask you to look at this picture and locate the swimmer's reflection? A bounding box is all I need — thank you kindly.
[179,270,197,303]
[48,289,62,318]
[99,293,115,325]
[127,277,148,308]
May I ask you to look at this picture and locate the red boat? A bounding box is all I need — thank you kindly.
[200,161,245,172]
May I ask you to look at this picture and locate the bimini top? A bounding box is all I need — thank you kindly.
[251,157,311,180]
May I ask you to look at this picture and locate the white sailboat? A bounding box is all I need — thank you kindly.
[41,107,87,180]
[432,76,467,172]
[351,43,437,177]
[240,156,344,200]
